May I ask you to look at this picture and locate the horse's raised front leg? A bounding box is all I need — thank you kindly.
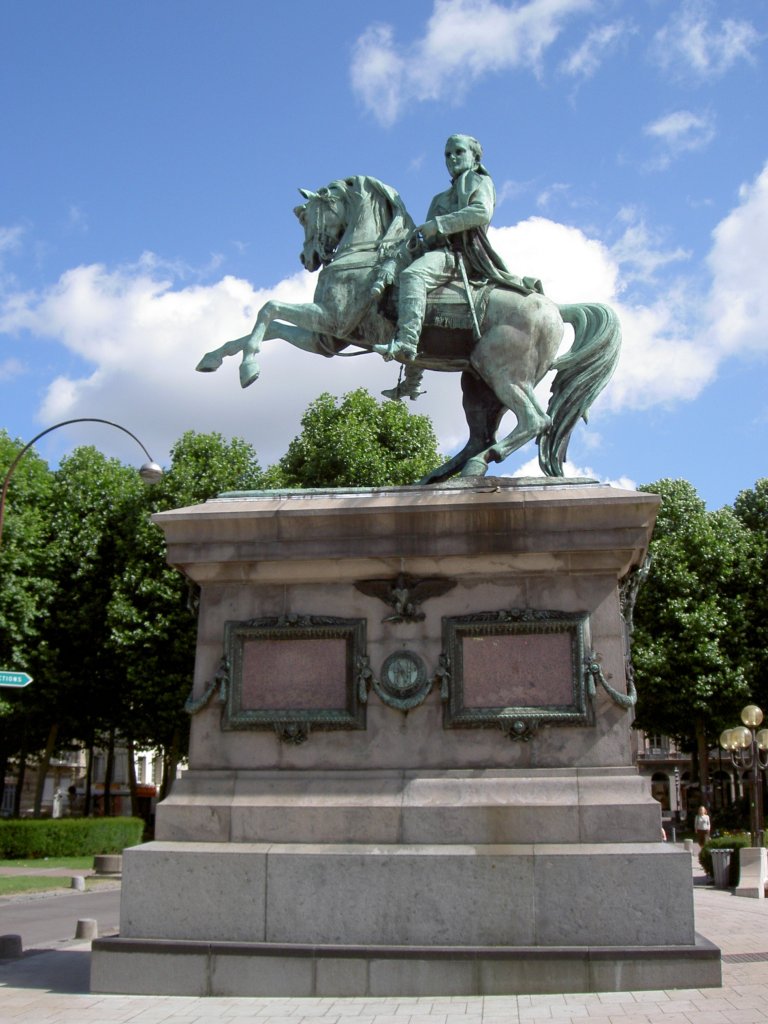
[196,334,252,374]
[197,298,336,388]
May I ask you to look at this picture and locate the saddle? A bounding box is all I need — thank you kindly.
[381,278,493,333]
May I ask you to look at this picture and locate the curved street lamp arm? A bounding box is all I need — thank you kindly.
[0,417,161,550]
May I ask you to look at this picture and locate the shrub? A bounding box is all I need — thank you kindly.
[699,832,752,886]
[0,818,144,858]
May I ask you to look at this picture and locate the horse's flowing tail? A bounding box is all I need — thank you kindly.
[537,303,621,477]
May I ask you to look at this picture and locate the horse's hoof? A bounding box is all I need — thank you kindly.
[196,352,222,373]
[239,358,261,388]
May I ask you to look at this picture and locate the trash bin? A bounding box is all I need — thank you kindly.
[711,848,733,889]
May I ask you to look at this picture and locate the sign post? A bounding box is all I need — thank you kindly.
[0,670,32,688]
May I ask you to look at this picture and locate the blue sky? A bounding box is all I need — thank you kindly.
[1,0,766,508]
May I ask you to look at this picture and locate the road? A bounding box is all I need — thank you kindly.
[0,885,121,948]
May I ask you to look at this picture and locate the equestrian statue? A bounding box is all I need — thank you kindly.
[196,134,620,483]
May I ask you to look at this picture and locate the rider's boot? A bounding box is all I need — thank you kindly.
[381,365,426,402]
[373,280,425,362]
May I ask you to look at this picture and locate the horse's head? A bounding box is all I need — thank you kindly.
[294,182,350,272]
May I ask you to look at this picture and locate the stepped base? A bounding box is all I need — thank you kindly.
[91,935,722,997]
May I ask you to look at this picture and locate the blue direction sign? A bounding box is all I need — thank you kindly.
[0,670,32,688]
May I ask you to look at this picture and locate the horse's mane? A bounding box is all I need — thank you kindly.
[328,176,415,246]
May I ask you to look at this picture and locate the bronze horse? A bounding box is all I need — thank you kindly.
[196,175,620,482]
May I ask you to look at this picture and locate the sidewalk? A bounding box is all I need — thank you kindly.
[2,849,768,1024]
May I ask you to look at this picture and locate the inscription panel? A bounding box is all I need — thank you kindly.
[241,638,348,710]
[223,617,366,731]
[462,632,574,708]
[442,610,590,730]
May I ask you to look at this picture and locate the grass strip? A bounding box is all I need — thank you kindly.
[0,876,115,897]
[0,856,93,870]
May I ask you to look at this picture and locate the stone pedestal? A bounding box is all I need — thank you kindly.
[92,478,721,996]
[735,847,767,899]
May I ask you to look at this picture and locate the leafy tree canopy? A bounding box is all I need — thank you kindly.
[632,479,753,750]
[0,431,56,668]
[267,389,442,488]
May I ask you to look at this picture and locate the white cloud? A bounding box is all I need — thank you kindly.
[0,226,24,255]
[350,0,595,125]
[706,164,768,357]
[652,1,761,79]
[489,218,618,302]
[643,110,716,170]
[0,356,24,381]
[511,453,637,490]
[66,205,88,234]
[350,24,407,128]
[645,110,715,149]
[610,217,690,285]
[560,20,630,79]
[535,182,572,211]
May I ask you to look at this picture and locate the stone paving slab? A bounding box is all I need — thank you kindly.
[3,851,768,1023]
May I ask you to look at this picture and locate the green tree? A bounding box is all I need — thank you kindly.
[107,431,265,797]
[0,431,57,813]
[42,446,145,815]
[267,389,442,488]
[732,479,768,711]
[0,430,56,668]
[632,479,752,788]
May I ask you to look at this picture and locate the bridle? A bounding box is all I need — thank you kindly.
[304,189,346,266]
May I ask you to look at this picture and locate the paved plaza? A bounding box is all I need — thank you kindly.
[2,854,768,1024]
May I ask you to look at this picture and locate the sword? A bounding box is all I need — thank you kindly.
[456,253,482,342]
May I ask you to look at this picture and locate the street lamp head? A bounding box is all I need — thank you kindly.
[741,704,764,729]
[720,728,736,751]
[756,729,768,751]
[138,462,164,484]
[733,725,753,749]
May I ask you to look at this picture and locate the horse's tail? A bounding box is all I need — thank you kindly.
[537,303,621,477]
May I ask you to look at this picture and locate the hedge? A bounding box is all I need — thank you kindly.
[0,817,144,858]
[699,833,752,886]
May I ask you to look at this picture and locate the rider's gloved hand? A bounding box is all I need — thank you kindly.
[417,221,439,243]
[370,259,396,299]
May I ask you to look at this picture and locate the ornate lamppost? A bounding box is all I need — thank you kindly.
[0,417,163,550]
[720,704,768,847]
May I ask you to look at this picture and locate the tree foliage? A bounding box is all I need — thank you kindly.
[268,389,442,488]
[732,479,768,711]
[632,479,753,757]
[0,431,55,669]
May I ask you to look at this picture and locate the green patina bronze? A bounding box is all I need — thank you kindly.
[197,135,621,482]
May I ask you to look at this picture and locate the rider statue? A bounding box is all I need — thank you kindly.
[372,133,542,401]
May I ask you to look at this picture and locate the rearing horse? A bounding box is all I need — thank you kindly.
[197,175,620,482]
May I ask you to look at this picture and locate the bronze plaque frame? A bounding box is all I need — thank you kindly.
[222,615,367,732]
[441,609,590,730]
